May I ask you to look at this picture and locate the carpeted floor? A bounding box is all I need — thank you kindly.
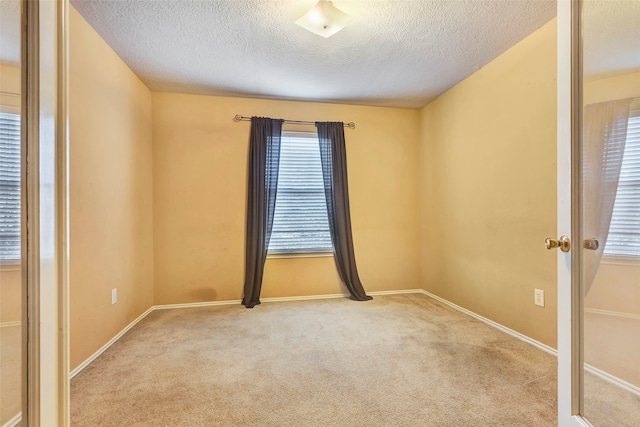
[585,371,640,427]
[68,293,640,426]
[71,294,560,426]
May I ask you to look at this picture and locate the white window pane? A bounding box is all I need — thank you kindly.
[0,112,21,261]
[269,132,332,254]
[605,113,640,257]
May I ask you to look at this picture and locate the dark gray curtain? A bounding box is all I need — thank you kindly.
[243,117,284,308]
[316,122,372,301]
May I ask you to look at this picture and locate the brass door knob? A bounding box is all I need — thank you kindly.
[583,238,599,250]
[545,235,571,252]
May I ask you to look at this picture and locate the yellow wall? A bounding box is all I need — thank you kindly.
[419,20,558,347]
[584,69,640,105]
[586,262,640,315]
[0,268,19,324]
[0,63,20,109]
[0,64,21,325]
[152,93,421,304]
[69,6,154,369]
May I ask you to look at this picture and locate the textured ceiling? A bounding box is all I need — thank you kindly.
[2,1,638,107]
[70,0,556,108]
[0,0,20,65]
[583,0,640,79]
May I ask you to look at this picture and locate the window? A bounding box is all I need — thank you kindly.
[605,108,640,257]
[268,132,332,254]
[0,111,21,262]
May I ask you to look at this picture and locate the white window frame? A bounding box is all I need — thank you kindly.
[267,131,333,257]
[603,103,640,263]
[0,107,22,266]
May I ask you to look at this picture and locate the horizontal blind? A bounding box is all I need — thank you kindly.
[605,109,640,257]
[268,132,332,253]
[0,112,21,261]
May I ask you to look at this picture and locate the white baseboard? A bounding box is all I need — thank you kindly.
[70,306,154,379]
[262,293,348,302]
[155,292,349,310]
[156,293,350,309]
[369,289,425,296]
[585,307,640,321]
[584,363,640,397]
[261,289,425,302]
[259,289,427,303]
[1,412,21,427]
[154,299,241,310]
[418,289,557,355]
[154,289,425,309]
[0,321,20,328]
[418,290,640,397]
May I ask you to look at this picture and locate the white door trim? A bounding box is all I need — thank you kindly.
[557,1,589,425]
[22,0,69,425]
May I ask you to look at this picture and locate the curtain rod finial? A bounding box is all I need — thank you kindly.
[346,122,355,129]
[233,115,243,122]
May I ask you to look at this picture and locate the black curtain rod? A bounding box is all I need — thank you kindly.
[233,115,355,129]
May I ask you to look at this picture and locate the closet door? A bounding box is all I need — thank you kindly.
[21,0,70,425]
[555,2,584,425]
[579,0,640,425]
[556,1,640,425]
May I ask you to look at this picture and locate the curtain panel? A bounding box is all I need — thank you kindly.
[243,117,284,308]
[582,98,632,294]
[316,122,372,301]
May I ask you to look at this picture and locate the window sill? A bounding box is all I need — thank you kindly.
[0,262,21,272]
[267,251,334,260]
[601,256,640,266]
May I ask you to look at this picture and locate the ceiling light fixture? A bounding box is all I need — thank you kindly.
[295,0,352,38]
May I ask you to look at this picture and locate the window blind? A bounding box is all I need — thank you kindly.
[0,112,21,262]
[268,132,332,254]
[605,109,640,257]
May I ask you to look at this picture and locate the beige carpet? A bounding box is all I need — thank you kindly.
[71,294,559,425]
[584,372,640,427]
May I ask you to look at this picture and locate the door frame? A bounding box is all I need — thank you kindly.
[557,0,589,425]
[21,0,69,425]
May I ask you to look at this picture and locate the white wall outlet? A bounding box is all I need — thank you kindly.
[111,288,117,305]
[534,288,545,307]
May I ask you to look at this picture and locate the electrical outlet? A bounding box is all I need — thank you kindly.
[534,289,545,307]
[112,288,117,305]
